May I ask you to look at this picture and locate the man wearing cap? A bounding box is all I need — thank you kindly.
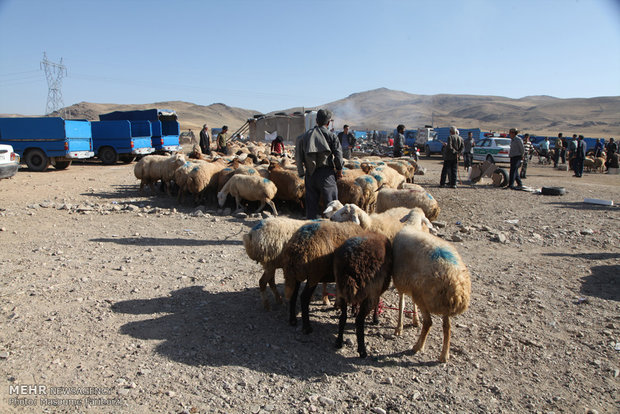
[199,124,211,155]
[439,126,463,188]
[216,125,229,154]
[574,135,587,177]
[295,109,344,219]
[508,128,524,189]
[337,125,356,159]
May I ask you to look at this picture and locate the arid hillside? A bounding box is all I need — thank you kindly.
[2,88,619,137]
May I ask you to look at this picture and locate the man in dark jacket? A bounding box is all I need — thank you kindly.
[393,124,405,158]
[337,125,356,159]
[508,128,524,189]
[439,126,464,188]
[199,124,211,155]
[573,135,587,177]
[295,109,344,219]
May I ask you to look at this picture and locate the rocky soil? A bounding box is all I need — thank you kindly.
[0,157,618,413]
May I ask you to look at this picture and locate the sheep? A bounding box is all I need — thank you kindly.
[133,153,186,194]
[322,199,344,219]
[186,159,226,203]
[217,174,278,215]
[361,163,406,189]
[268,162,305,209]
[386,160,416,183]
[283,220,367,334]
[392,221,471,362]
[330,204,432,328]
[354,174,379,212]
[375,187,440,221]
[243,217,333,310]
[336,176,364,208]
[216,164,261,192]
[333,232,392,358]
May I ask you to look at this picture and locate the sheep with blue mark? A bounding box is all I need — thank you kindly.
[282,220,368,334]
[333,232,392,358]
[392,215,471,362]
[386,160,416,183]
[360,162,406,189]
[217,174,278,216]
[243,216,330,309]
[375,186,440,221]
[183,159,227,204]
[354,174,380,213]
[267,162,305,210]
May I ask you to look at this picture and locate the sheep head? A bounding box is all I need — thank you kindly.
[401,207,433,232]
[217,190,227,207]
[330,204,366,227]
[360,162,375,174]
[322,200,344,218]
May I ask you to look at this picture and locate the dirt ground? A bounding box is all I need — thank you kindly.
[0,155,618,414]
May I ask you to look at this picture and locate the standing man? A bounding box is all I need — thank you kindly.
[295,109,344,219]
[594,138,604,158]
[574,135,587,177]
[394,124,405,158]
[439,126,463,188]
[507,128,524,189]
[337,125,356,159]
[539,137,550,162]
[520,133,533,179]
[462,131,475,172]
[554,133,563,168]
[199,124,211,155]
[605,138,617,171]
[216,125,229,154]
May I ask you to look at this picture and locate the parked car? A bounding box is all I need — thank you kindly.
[0,144,20,179]
[423,135,449,157]
[473,137,511,163]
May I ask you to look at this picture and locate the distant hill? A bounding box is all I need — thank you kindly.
[2,88,618,137]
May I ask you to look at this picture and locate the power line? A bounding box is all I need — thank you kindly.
[40,52,67,116]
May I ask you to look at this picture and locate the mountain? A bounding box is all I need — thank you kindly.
[3,88,619,137]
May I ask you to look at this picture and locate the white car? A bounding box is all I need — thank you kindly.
[473,137,511,163]
[0,144,20,179]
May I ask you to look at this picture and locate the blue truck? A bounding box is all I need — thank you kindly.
[91,120,155,164]
[99,109,181,153]
[422,127,486,157]
[0,117,94,171]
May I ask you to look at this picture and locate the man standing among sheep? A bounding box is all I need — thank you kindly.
[393,124,406,158]
[507,128,524,189]
[199,124,211,155]
[337,124,356,159]
[216,125,229,154]
[439,126,463,188]
[295,109,344,219]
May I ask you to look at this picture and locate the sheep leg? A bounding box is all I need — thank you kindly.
[355,299,370,358]
[266,199,278,216]
[259,266,281,310]
[335,299,347,349]
[394,292,405,336]
[300,282,318,334]
[322,283,331,306]
[234,196,243,212]
[371,302,380,325]
[412,310,432,355]
[411,303,419,327]
[439,315,451,363]
[288,281,301,326]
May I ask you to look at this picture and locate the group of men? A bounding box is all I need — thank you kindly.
[199,124,230,155]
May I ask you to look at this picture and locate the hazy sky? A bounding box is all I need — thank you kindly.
[1,0,619,115]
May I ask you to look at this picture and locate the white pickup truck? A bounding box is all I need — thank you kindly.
[0,144,19,179]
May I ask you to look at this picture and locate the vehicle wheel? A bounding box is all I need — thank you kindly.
[425,146,431,158]
[541,186,566,196]
[53,161,72,170]
[486,154,494,163]
[25,149,50,172]
[119,154,136,164]
[99,147,119,165]
[492,168,508,187]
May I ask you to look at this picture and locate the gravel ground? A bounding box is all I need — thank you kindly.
[0,157,619,414]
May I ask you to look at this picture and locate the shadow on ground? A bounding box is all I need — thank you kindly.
[111,286,437,379]
[546,201,618,211]
[90,236,243,247]
[580,264,620,302]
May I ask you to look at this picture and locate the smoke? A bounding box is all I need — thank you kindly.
[330,100,365,129]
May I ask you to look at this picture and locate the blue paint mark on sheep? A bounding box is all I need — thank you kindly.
[343,236,365,254]
[248,168,256,174]
[372,174,384,183]
[251,220,265,232]
[430,247,459,265]
[183,161,191,167]
[362,176,374,184]
[298,222,321,239]
[191,166,200,172]
[263,178,270,184]
[223,168,232,172]
[426,193,433,200]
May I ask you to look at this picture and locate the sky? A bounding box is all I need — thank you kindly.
[0,0,619,115]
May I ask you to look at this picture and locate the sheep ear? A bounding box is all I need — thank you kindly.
[352,213,361,225]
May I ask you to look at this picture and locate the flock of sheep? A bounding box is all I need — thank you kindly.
[131,141,471,363]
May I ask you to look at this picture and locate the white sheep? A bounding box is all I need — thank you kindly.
[134,153,186,194]
[392,220,471,362]
[217,174,278,215]
[354,174,379,212]
[375,187,440,221]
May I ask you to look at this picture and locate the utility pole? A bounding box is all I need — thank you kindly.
[40,52,67,116]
